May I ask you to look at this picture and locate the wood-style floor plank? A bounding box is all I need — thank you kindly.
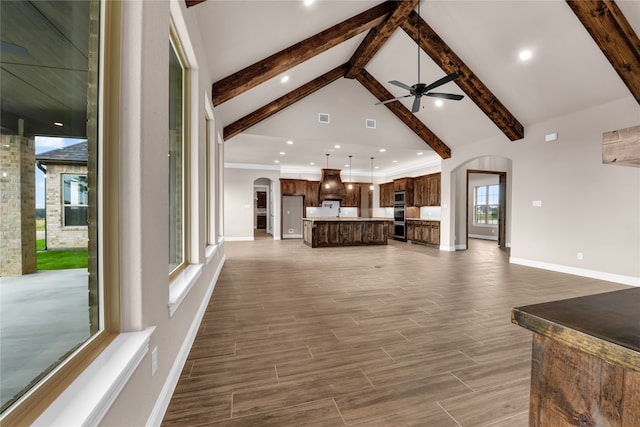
[162,238,627,426]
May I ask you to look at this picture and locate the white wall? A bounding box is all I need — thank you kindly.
[98,1,226,425]
[224,167,281,240]
[441,96,640,284]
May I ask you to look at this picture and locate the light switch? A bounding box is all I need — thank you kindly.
[532,200,542,207]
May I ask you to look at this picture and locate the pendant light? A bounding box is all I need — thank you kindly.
[347,155,353,190]
[369,157,374,190]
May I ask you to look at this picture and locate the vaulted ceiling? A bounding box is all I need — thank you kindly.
[191,0,639,176]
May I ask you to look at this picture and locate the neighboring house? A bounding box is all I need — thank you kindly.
[35,141,88,249]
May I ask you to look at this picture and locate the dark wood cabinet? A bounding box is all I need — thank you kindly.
[256,215,267,229]
[407,220,440,246]
[256,191,267,209]
[343,184,359,207]
[379,182,394,207]
[412,173,441,207]
[304,181,319,208]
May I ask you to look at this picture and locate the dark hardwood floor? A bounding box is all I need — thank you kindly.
[162,238,627,426]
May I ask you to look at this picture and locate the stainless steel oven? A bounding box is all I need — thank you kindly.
[394,222,406,240]
[394,191,405,205]
[393,206,405,222]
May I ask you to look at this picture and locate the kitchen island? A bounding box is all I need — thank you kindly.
[303,218,389,248]
[512,288,640,426]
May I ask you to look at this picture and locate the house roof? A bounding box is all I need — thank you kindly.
[36,141,88,166]
[191,0,640,175]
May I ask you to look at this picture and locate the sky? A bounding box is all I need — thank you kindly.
[35,136,87,209]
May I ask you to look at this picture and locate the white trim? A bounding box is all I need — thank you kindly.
[439,245,456,251]
[274,236,282,240]
[283,234,303,239]
[205,243,219,264]
[455,244,467,250]
[469,234,498,241]
[509,257,640,287]
[168,264,203,317]
[32,327,156,427]
[225,236,254,241]
[146,256,226,427]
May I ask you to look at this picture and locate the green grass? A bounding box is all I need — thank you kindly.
[37,239,88,270]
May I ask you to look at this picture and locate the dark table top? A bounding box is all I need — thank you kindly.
[512,288,640,370]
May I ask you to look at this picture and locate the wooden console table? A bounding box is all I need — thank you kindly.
[512,288,640,426]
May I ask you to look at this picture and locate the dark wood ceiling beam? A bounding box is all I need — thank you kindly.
[185,0,207,7]
[345,0,418,79]
[212,1,394,106]
[401,11,524,141]
[566,0,640,105]
[355,69,451,159]
[224,64,349,140]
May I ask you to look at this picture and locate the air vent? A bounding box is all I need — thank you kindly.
[366,119,376,129]
[319,113,330,124]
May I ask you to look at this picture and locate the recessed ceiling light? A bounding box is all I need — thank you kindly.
[379,148,386,152]
[304,0,315,5]
[286,140,294,145]
[392,160,398,163]
[417,152,424,156]
[54,122,63,127]
[434,100,444,107]
[374,166,379,169]
[280,151,285,155]
[310,162,315,166]
[519,49,532,61]
[334,145,341,148]
[274,160,279,163]
[280,75,290,83]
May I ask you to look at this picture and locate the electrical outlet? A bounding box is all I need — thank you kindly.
[577,252,583,260]
[151,346,158,376]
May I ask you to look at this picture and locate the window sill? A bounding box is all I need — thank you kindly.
[32,327,155,427]
[205,244,218,264]
[168,263,203,317]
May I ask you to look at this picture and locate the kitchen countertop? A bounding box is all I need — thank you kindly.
[405,218,440,221]
[512,287,640,371]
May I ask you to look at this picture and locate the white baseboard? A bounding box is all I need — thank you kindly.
[274,236,281,240]
[509,257,640,287]
[439,245,456,252]
[455,244,467,250]
[283,234,303,239]
[146,255,226,427]
[224,236,254,241]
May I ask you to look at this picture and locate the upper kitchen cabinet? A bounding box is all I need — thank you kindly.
[413,173,441,207]
[343,184,360,207]
[394,178,415,206]
[379,182,394,207]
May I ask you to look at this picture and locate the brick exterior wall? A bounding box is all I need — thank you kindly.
[45,164,89,249]
[0,135,37,276]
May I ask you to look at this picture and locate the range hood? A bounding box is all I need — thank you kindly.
[318,168,347,202]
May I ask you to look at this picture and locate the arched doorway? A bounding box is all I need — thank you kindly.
[253,178,274,239]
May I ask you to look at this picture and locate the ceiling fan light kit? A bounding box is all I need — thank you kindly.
[375,1,464,113]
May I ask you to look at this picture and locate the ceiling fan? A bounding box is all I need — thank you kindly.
[375,1,464,113]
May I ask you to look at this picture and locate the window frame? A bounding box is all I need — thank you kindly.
[473,184,500,226]
[168,26,190,280]
[62,173,89,227]
[0,1,121,424]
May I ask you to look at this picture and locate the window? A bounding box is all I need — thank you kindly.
[474,184,500,225]
[205,117,214,246]
[63,174,89,226]
[169,31,188,275]
[0,1,119,423]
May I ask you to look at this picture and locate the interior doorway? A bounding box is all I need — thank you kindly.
[253,178,274,239]
[282,195,303,239]
[466,170,507,249]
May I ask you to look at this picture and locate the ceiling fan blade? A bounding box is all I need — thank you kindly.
[425,92,464,101]
[375,94,412,105]
[412,96,421,113]
[388,80,413,91]
[423,72,460,92]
